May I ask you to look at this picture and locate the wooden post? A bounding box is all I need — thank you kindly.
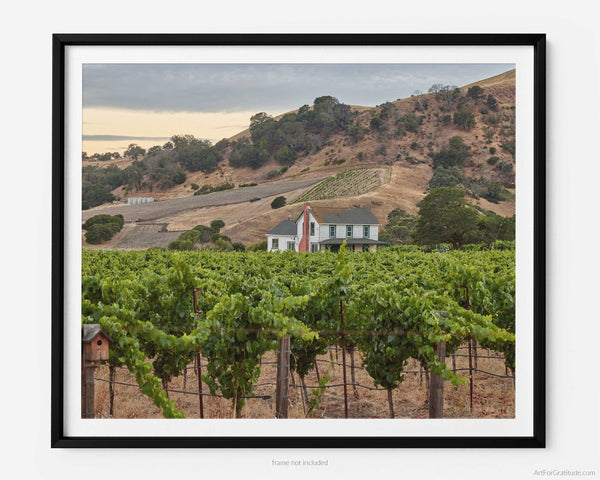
[109,365,116,417]
[196,350,204,419]
[340,299,349,419]
[81,357,96,418]
[428,341,446,418]
[452,354,456,374]
[276,336,291,419]
[81,324,110,419]
[387,388,395,419]
[468,335,474,411]
[349,347,359,400]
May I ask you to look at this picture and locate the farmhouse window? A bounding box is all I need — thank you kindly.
[287,241,295,251]
[329,225,336,237]
[310,222,315,236]
[346,225,353,237]
[272,238,279,250]
[363,225,370,238]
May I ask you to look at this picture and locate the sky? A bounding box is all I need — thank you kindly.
[82,63,514,155]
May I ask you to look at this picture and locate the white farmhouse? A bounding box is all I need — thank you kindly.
[265,219,298,252]
[266,203,386,252]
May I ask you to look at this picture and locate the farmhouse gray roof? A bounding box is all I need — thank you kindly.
[267,220,297,235]
[309,207,380,225]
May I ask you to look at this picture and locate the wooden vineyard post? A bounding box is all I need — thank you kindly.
[349,347,359,400]
[468,335,474,411]
[452,354,456,374]
[460,285,474,411]
[428,341,446,418]
[81,358,95,418]
[275,336,291,419]
[340,299,349,419]
[109,365,116,417]
[192,290,205,419]
[81,324,111,419]
[196,350,204,419]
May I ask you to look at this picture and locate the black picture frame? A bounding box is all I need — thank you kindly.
[52,33,546,448]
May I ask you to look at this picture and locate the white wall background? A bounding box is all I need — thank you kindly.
[1,1,598,478]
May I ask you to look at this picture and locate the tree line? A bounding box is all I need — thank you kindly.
[380,187,515,249]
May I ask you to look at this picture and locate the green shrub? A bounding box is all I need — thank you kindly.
[439,114,452,126]
[193,183,235,195]
[248,240,268,251]
[466,85,484,100]
[232,242,246,252]
[485,94,499,111]
[192,225,216,243]
[429,166,463,189]
[178,229,203,244]
[487,156,500,165]
[85,224,117,244]
[271,196,286,209]
[82,182,116,209]
[210,219,225,232]
[398,112,423,133]
[431,136,470,169]
[167,239,197,251]
[489,147,497,154]
[172,170,186,185]
[83,214,124,231]
[370,116,384,131]
[275,146,296,166]
[213,238,234,251]
[191,183,199,190]
[453,107,476,130]
[500,141,516,157]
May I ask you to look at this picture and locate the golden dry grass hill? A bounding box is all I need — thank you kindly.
[82,69,516,248]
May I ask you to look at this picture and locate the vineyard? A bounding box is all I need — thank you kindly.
[82,243,515,419]
[294,168,383,203]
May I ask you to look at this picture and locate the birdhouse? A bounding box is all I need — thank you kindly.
[82,324,111,366]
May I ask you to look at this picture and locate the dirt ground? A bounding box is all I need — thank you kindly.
[93,344,514,420]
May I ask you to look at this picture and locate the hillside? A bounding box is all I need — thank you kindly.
[82,69,516,248]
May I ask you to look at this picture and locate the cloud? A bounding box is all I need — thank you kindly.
[83,63,514,113]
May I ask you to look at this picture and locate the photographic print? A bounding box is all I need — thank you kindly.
[53,34,545,447]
